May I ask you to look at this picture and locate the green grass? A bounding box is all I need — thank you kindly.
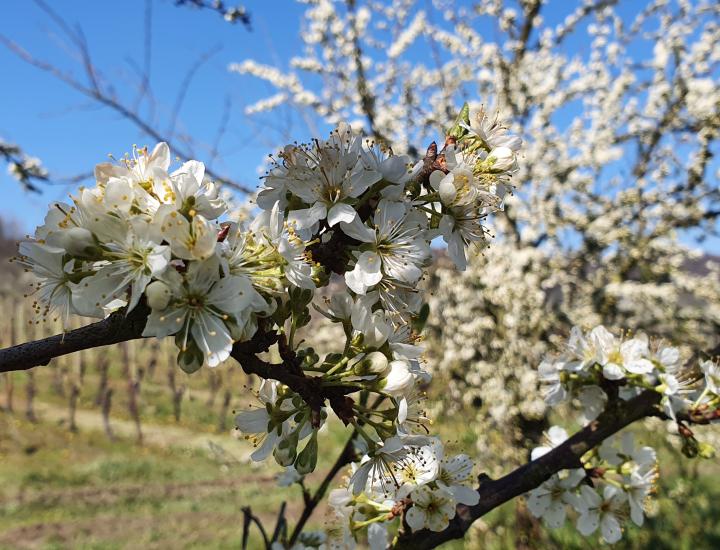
[0,413,307,549]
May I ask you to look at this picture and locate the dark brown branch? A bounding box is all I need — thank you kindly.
[0,304,150,373]
[288,432,357,545]
[393,390,663,549]
[231,338,360,422]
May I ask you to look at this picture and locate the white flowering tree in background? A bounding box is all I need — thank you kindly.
[1,0,720,549]
[232,0,720,487]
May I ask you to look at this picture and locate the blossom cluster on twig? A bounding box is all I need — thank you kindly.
[15,103,520,547]
[532,325,720,543]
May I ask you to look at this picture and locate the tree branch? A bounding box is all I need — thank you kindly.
[346,0,387,143]
[0,304,149,372]
[288,430,357,545]
[393,390,663,549]
[0,308,360,421]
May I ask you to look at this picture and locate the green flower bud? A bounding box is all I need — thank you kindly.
[698,441,716,459]
[681,435,699,458]
[619,461,635,476]
[290,287,314,311]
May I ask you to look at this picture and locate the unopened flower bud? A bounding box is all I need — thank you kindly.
[146,280,172,311]
[353,351,390,377]
[382,360,415,395]
[681,435,699,458]
[59,227,95,256]
[698,441,715,459]
[619,461,635,476]
[488,146,515,171]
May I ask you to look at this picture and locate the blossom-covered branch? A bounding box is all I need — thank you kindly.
[1,139,49,193]
[1,98,526,547]
[394,389,663,549]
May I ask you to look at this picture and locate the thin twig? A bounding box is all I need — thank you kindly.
[131,0,154,115]
[1,24,250,193]
[288,432,357,545]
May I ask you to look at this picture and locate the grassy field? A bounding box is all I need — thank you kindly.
[0,405,358,549]
[3,371,720,549]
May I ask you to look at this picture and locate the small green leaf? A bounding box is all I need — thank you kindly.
[447,102,470,139]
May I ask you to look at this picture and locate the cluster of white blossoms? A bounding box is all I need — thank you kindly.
[539,325,718,422]
[231,107,521,547]
[18,103,521,547]
[324,436,478,548]
[233,13,720,542]
[15,142,315,371]
[527,428,658,544]
[531,325,720,543]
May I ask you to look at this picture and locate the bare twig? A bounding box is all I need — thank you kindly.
[133,0,154,110]
[0,26,251,193]
[242,506,270,549]
[209,94,233,166]
[288,432,357,545]
[346,0,388,143]
[174,0,252,30]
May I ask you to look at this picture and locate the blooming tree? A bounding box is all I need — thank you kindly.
[1,0,719,548]
[2,99,720,548]
[230,0,720,493]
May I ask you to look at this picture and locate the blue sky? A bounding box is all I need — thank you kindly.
[1,0,311,233]
[1,1,718,252]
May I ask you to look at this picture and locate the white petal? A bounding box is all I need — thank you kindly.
[429,170,445,191]
[288,203,327,230]
[327,202,358,226]
[405,506,427,532]
[603,362,625,380]
[340,215,375,242]
[367,523,388,550]
[600,513,622,543]
[439,177,458,205]
[142,307,187,338]
[235,408,270,433]
[450,485,479,505]
[251,430,279,461]
[544,501,566,529]
[576,512,599,536]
